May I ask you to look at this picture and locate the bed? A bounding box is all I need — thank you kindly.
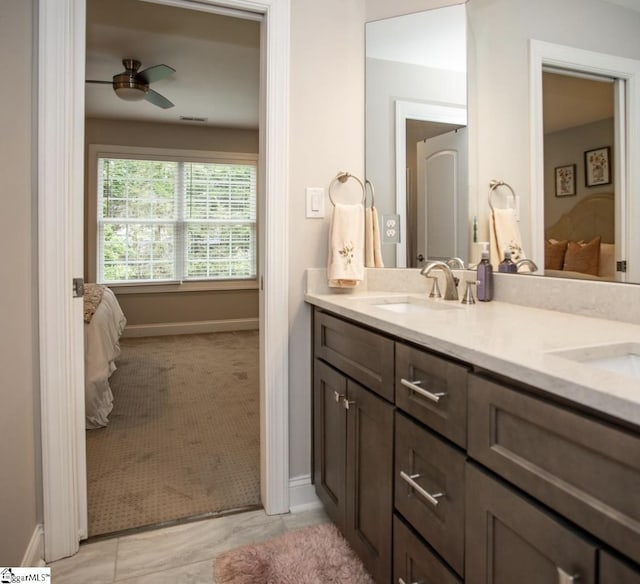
[84,284,127,429]
[544,192,616,281]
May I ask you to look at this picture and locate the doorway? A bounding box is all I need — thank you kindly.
[407,121,467,267]
[38,0,290,562]
[529,40,640,283]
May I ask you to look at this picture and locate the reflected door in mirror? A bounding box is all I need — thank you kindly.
[415,128,468,266]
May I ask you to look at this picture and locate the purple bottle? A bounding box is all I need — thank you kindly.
[476,243,493,301]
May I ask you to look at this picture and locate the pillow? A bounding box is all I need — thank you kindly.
[545,239,568,270]
[598,243,615,279]
[563,236,601,276]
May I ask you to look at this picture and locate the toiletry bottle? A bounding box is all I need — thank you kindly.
[476,242,493,302]
[498,250,517,273]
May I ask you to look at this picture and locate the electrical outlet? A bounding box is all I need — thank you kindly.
[382,214,400,243]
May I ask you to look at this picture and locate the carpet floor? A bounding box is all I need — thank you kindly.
[86,331,260,537]
[214,523,375,584]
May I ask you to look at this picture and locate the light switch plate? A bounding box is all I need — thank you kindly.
[305,187,325,218]
[382,214,400,243]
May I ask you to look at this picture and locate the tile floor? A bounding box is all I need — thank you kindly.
[48,506,329,583]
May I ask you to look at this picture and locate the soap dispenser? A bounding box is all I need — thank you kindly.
[476,242,493,302]
[498,250,518,273]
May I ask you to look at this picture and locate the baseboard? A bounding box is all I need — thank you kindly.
[289,474,322,513]
[21,524,44,567]
[122,318,259,338]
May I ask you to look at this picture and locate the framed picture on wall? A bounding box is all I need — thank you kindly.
[584,146,611,186]
[555,164,576,197]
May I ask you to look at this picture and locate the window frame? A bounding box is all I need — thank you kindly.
[88,144,259,293]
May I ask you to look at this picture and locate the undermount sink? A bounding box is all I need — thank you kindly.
[350,295,463,313]
[549,342,640,380]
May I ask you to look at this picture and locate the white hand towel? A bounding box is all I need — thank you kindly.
[371,206,384,268]
[490,208,526,267]
[328,203,365,288]
[365,208,375,268]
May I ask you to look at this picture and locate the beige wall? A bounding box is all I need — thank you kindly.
[366,0,464,22]
[288,0,366,478]
[544,118,614,228]
[0,0,39,565]
[85,118,259,326]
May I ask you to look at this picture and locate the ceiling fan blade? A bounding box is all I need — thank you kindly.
[138,64,175,84]
[85,80,113,84]
[145,88,174,109]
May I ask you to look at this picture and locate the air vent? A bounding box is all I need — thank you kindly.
[180,116,208,123]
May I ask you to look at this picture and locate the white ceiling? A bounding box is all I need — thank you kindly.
[543,72,614,134]
[85,0,260,129]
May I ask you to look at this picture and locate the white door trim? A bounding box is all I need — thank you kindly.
[529,39,640,281]
[394,100,467,267]
[38,0,290,562]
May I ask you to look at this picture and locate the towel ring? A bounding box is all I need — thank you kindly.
[365,179,375,209]
[488,179,516,213]
[328,172,366,207]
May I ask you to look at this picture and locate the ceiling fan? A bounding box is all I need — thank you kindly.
[86,59,176,109]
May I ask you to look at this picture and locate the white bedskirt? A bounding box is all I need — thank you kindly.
[84,287,126,429]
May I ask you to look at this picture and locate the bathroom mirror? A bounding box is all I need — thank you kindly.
[467,0,640,284]
[365,4,467,269]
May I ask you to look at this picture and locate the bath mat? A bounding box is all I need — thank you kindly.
[214,522,375,584]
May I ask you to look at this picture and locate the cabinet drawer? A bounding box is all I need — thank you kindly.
[394,515,461,584]
[395,342,469,447]
[599,551,640,584]
[466,463,597,584]
[468,374,640,565]
[314,310,394,401]
[394,412,465,576]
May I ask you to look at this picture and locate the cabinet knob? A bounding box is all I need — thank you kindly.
[343,399,356,410]
[557,568,580,584]
[333,391,345,403]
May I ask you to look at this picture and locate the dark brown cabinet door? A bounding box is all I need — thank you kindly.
[313,359,347,531]
[599,551,640,584]
[345,380,394,584]
[466,463,597,584]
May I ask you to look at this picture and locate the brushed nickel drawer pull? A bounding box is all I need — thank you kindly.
[334,390,344,403]
[400,470,444,506]
[557,568,580,584]
[401,378,446,403]
[343,398,356,410]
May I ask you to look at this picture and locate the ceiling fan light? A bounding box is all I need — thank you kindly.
[114,86,146,101]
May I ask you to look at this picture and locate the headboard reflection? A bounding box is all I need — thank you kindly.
[545,193,614,244]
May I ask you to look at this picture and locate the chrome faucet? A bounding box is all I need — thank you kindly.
[516,258,539,273]
[446,257,465,270]
[420,261,459,300]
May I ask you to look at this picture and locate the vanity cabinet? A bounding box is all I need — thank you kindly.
[465,463,598,584]
[311,307,640,584]
[467,374,640,567]
[313,316,394,584]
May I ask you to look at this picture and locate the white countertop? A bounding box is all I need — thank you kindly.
[305,287,640,428]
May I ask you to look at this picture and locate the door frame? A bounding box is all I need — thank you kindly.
[38,0,290,562]
[529,39,640,281]
[394,100,467,267]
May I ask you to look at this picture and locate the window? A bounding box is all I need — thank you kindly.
[96,151,257,284]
